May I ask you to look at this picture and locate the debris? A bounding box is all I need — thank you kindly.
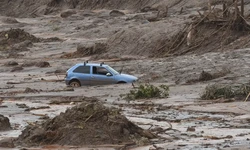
[110,10,125,17]
[16,103,29,109]
[201,84,250,100]
[0,138,15,148]
[0,85,14,89]
[62,42,107,58]
[63,87,74,91]
[21,61,36,67]
[186,69,230,84]
[204,135,233,140]
[10,66,23,72]
[49,96,98,105]
[4,61,18,66]
[186,126,196,132]
[60,9,77,18]
[122,84,169,100]
[24,87,39,93]
[16,102,157,147]
[6,81,22,84]
[1,17,19,24]
[12,40,33,50]
[25,106,50,111]
[0,114,11,131]
[35,61,50,68]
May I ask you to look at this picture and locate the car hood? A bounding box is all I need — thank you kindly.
[116,73,138,81]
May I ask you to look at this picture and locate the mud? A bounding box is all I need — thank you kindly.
[0,115,11,131]
[16,101,156,147]
[1,0,250,149]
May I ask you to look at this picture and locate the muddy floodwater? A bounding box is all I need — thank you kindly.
[1,0,250,149]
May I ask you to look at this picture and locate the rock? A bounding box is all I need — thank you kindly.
[35,61,50,68]
[186,126,195,132]
[4,61,18,66]
[141,6,158,12]
[0,138,15,148]
[60,10,77,18]
[145,13,159,22]
[16,103,28,109]
[10,66,23,72]
[109,10,125,17]
[24,87,38,93]
[0,115,11,131]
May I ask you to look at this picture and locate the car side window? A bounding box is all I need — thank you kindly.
[73,66,90,74]
[93,66,110,75]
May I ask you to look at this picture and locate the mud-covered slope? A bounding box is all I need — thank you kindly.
[0,0,206,17]
[102,18,187,58]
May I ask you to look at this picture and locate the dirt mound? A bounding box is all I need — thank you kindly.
[16,102,156,147]
[61,42,107,58]
[0,29,40,52]
[0,28,40,43]
[0,29,61,58]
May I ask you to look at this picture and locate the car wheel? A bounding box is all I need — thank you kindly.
[69,80,81,87]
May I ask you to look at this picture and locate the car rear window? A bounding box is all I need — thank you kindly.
[73,66,90,74]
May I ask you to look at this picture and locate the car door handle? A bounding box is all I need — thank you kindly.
[91,76,94,78]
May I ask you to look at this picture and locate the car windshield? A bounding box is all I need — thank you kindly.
[106,66,119,75]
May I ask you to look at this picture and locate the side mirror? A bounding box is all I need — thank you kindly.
[106,73,112,76]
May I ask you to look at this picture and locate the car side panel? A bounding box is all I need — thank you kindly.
[90,66,116,85]
[75,73,90,85]
[69,73,90,85]
[90,74,116,85]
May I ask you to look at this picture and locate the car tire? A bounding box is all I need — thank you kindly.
[69,80,81,87]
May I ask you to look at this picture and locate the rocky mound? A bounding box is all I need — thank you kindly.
[16,102,156,147]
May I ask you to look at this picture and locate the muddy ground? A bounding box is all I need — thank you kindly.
[1,0,250,149]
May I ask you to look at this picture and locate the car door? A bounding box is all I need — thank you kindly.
[90,66,115,85]
[72,65,91,85]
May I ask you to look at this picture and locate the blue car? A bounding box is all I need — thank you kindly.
[65,62,138,87]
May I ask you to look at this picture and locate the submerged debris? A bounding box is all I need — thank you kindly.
[201,84,250,100]
[0,115,11,131]
[122,84,169,100]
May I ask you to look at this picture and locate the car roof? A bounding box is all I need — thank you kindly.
[75,63,108,67]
